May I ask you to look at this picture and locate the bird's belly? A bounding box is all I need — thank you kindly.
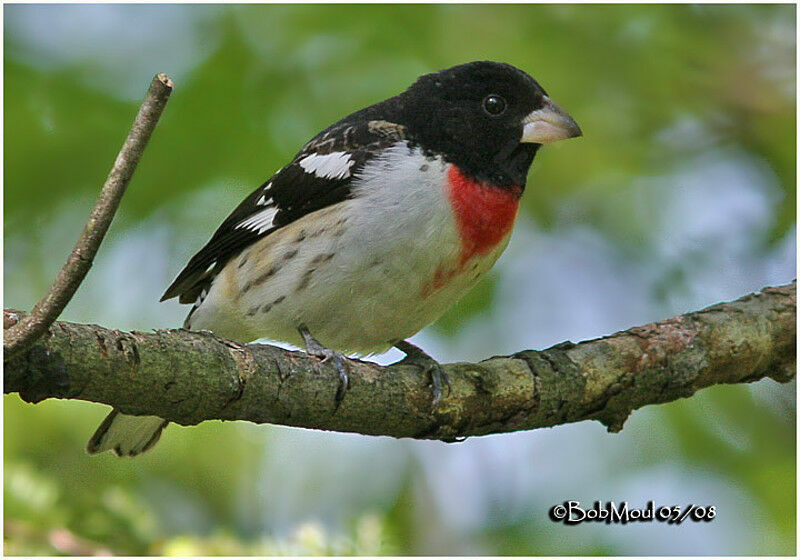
[215,225,506,354]
[295,210,508,355]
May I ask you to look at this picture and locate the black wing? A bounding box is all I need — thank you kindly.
[161,119,406,304]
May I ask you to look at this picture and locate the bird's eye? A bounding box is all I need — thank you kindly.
[483,94,507,116]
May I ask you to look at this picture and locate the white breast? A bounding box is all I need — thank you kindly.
[189,143,512,354]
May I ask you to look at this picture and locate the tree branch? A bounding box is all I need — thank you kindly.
[3,73,174,360]
[4,283,795,440]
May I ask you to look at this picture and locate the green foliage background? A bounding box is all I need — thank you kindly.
[4,4,796,555]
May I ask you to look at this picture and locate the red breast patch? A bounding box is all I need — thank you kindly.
[446,165,521,265]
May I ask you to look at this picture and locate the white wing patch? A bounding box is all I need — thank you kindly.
[298,151,354,180]
[236,207,277,234]
[256,182,273,206]
[195,286,208,306]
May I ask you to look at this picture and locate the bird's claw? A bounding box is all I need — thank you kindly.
[394,340,450,411]
[298,325,350,409]
[429,362,450,409]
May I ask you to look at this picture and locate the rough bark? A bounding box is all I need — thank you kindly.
[4,282,794,440]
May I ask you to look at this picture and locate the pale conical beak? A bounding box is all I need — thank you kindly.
[521,97,582,144]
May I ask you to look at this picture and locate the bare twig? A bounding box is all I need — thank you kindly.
[4,283,795,440]
[3,73,174,360]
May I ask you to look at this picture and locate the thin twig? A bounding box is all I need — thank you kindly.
[3,73,174,360]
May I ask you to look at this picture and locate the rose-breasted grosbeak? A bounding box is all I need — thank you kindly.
[87,61,581,456]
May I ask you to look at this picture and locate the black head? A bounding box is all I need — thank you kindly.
[396,61,581,188]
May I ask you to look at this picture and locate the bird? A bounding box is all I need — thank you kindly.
[87,60,581,456]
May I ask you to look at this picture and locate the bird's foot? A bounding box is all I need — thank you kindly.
[298,325,349,408]
[394,340,450,410]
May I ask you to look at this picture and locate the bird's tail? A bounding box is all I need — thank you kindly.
[86,410,168,457]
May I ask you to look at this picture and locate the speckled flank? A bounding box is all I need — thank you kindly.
[296,253,335,292]
[260,295,286,315]
[283,249,298,261]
